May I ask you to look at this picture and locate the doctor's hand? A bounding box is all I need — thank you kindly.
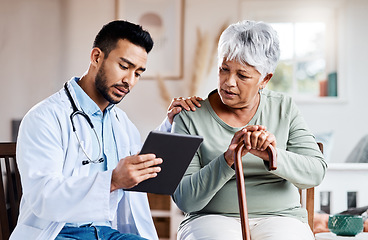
[110,153,162,192]
[167,96,203,124]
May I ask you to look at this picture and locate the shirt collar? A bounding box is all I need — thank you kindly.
[70,77,115,115]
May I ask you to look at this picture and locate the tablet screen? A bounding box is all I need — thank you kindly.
[125,131,203,195]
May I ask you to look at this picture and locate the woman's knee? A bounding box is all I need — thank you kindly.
[250,216,314,240]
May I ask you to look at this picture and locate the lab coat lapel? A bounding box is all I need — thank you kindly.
[63,80,91,176]
[110,110,134,161]
[110,111,138,231]
[110,110,158,239]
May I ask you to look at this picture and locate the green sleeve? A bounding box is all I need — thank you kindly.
[269,100,327,189]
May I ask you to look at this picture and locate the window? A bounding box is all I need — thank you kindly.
[269,22,334,98]
[241,0,343,102]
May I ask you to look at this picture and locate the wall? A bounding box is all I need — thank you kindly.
[0,0,63,138]
[1,0,368,163]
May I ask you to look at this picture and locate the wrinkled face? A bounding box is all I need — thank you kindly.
[217,58,266,109]
[95,39,147,105]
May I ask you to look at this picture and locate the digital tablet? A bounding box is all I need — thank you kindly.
[125,131,203,195]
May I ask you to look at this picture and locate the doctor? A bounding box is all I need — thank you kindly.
[10,20,201,240]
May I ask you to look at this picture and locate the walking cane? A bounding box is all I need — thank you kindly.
[234,142,277,240]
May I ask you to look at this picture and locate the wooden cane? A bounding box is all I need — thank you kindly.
[234,142,277,240]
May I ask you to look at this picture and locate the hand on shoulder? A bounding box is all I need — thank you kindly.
[167,96,203,124]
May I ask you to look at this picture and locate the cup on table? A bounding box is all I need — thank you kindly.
[328,214,364,236]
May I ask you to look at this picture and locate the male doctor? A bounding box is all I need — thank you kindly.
[10,20,201,240]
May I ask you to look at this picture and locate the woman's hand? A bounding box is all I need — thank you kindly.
[224,125,276,166]
[242,125,277,160]
[167,96,203,124]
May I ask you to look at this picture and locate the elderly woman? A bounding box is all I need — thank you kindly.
[172,20,326,240]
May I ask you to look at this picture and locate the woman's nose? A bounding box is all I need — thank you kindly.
[224,74,237,86]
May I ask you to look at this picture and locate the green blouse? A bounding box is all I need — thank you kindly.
[172,89,326,226]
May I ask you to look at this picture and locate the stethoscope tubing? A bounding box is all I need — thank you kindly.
[63,82,104,165]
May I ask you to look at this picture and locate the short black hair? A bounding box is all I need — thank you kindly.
[93,20,154,59]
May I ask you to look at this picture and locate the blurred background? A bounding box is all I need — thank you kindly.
[1,0,368,164]
[1,0,368,239]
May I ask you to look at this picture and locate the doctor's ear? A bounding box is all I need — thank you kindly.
[91,48,103,65]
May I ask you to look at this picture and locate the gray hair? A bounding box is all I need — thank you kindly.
[218,20,280,80]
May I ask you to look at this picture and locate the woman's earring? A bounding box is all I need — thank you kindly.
[258,87,263,94]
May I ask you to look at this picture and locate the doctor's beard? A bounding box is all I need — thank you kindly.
[95,62,130,105]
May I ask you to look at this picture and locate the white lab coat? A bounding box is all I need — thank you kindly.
[10,80,161,240]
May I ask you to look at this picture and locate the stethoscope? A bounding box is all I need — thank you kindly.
[64,82,104,165]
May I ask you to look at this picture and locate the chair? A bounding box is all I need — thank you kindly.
[299,142,323,232]
[234,142,323,240]
[0,142,22,240]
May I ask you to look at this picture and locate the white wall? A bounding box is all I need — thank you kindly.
[0,0,63,136]
[1,0,367,163]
